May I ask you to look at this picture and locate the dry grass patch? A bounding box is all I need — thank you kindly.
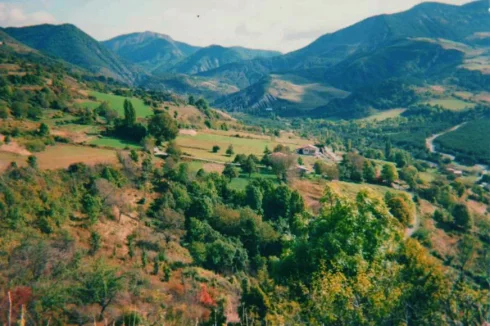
[33,145,117,170]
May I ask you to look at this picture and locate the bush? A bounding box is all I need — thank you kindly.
[413,228,432,248]
[24,139,46,152]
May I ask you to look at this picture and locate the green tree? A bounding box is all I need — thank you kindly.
[77,260,124,319]
[385,193,415,227]
[38,123,50,136]
[27,155,38,169]
[453,204,472,231]
[242,156,258,177]
[89,231,101,255]
[129,149,139,163]
[188,95,196,106]
[314,160,328,175]
[123,99,136,127]
[222,164,239,182]
[245,184,263,211]
[298,157,304,166]
[0,105,9,119]
[212,145,220,153]
[226,145,235,156]
[381,164,398,185]
[400,166,418,190]
[148,112,179,143]
[362,160,377,183]
[195,98,209,110]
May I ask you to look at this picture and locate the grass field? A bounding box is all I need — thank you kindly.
[362,108,406,121]
[90,137,140,149]
[0,144,117,170]
[229,170,278,190]
[177,130,310,163]
[86,91,153,118]
[426,98,476,111]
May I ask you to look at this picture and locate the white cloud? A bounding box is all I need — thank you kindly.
[0,3,56,27]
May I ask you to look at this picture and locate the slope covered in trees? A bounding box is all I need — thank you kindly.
[3,24,134,83]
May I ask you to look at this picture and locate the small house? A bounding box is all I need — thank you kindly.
[446,168,463,177]
[297,145,320,156]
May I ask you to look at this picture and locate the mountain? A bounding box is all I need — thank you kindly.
[307,38,465,90]
[213,74,349,115]
[3,24,133,83]
[103,31,201,72]
[168,45,280,75]
[201,0,490,89]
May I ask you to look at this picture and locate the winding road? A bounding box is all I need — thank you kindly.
[425,123,466,161]
[425,123,488,178]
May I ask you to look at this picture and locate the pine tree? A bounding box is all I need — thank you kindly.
[123,99,136,127]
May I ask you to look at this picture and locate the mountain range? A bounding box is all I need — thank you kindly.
[1,0,489,118]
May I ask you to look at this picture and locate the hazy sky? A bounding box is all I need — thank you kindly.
[0,0,476,52]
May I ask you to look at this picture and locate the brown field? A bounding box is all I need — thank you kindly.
[0,135,31,156]
[476,92,490,103]
[0,144,118,171]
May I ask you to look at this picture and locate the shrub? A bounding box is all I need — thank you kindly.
[24,140,46,152]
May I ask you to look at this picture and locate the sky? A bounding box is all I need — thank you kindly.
[0,0,477,53]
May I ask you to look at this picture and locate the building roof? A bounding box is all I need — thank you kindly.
[298,144,319,151]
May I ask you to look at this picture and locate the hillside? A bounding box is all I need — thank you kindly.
[214,74,349,115]
[3,24,133,83]
[103,31,201,71]
[312,79,419,119]
[318,38,465,89]
[168,45,280,75]
[200,0,490,89]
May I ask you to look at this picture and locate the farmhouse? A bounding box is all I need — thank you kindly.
[446,168,463,176]
[297,144,320,156]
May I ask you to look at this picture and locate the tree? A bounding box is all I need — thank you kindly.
[38,123,50,136]
[0,105,9,119]
[222,164,239,181]
[314,161,328,175]
[89,231,101,255]
[242,156,258,177]
[77,260,123,319]
[381,164,398,185]
[453,204,472,231]
[363,160,377,184]
[212,145,220,153]
[226,145,235,156]
[385,193,415,227]
[166,141,182,160]
[385,140,392,160]
[400,166,418,190]
[234,154,247,165]
[11,101,29,118]
[270,153,296,180]
[27,155,38,169]
[129,149,139,163]
[123,99,136,127]
[188,95,196,106]
[148,112,179,143]
[298,157,304,166]
[245,184,263,211]
[195,98,209,110]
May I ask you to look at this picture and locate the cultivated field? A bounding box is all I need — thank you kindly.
[176,130,310,163]
[0,144,118,171]
[362,108,406,121]
[426,98,476,111]
[85,91,154,118]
